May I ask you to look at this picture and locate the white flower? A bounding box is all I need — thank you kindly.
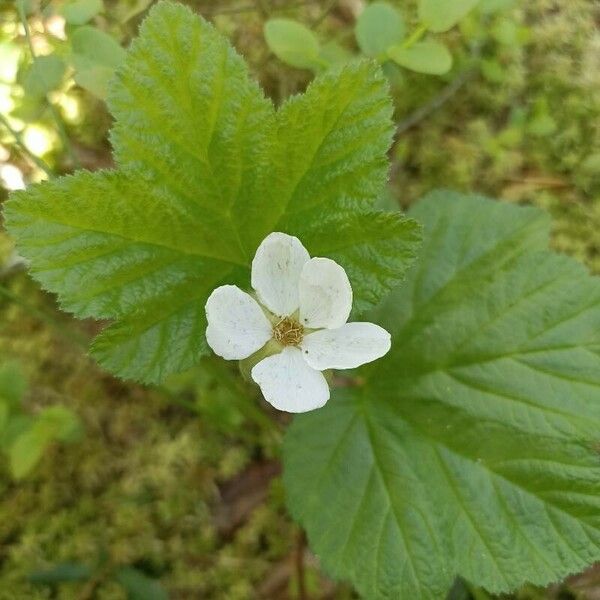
[205,232,391,413]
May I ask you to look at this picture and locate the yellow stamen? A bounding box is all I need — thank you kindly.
[273,317,304,346]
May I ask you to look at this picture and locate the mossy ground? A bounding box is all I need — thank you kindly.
[0,1,598,598]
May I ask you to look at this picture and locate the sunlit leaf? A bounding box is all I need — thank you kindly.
[61,0,103,25]
[388,40,453,75]
[355,2,406,57]
[264,18,321,70]
[23,55,66,97]
[5,3,421,383]
[70,26,126,99]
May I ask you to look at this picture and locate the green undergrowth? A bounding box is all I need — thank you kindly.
[0,0,598,598]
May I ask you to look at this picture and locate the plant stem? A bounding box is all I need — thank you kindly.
[17,1,81,170]
[402,23,427,49]
[0,113,54,177]
[311,0,336,27]
[16,0,35,55]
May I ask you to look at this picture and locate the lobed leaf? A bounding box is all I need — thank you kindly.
[284,191,600,599]
[5,2,420,383]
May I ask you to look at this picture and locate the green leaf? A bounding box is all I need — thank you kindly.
[268,61,421,313]
[355,2,406,58]
[479,0,516,14]
[388,40,453,75]
[0,361,27,409]
[71,26,126,99]
[5,3,420,384]
[23,55,66,97]
[9,423,52,479]
[37,405,82,442]
[264,18,321,70]
[284,191,600,599]
[29,562,93,584]
[418,0,480,32]
[61,0,103,25]
[115,567,168,600]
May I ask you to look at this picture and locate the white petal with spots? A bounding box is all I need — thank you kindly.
[301,322,391,370]
[298,257,352,329]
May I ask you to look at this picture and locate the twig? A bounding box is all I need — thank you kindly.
[16,0,35,55]
[395,63,479,136]
[0,112,54,177]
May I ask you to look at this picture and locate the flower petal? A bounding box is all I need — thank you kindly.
[301,322,391,370]
[251,232,310,317]
[205,285,272,360]
[251,347,330,413]
[298,258,352,329]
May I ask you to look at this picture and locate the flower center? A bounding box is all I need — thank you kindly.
[273,317,304,346]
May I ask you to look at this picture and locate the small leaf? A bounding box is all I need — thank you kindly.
[264,18,321,70]
[355,1,406,58]
[61,0,103,25]
[115,567,168,600]
[388,40,453,75]
[0,414,33,451]
[479,0,516,14]
[37,405,82,442]
[71,26,126,99]
[418,0,480,32]
[318,40,352,67]
[0,361,27,409]
[8,406,80,479]
[9,423,52,479]
[23,55,66,97]
[29,562,92,584]
[284,191,600,599]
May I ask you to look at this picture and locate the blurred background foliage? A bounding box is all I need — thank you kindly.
[0,0,599,598]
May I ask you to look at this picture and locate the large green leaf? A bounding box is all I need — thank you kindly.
[284,191,600,599]
[5,2,420,383]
